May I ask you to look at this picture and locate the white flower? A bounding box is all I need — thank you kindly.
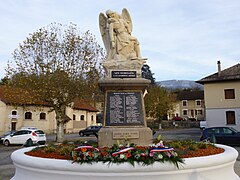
[120,154,125,159]
[158,154,163,159]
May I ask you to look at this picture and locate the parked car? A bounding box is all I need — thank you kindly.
[172,117,184,121]
[200,127,240,145]
[79,126,102,137]
[0,130,16,144]
[3,129,46,146]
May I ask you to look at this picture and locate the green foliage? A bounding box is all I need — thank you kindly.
[145,85,174,121]
[62,140,69,145]
[165,140,213,156]
[43,145,57,153]
[59,145,75,156]
[197,142,208,149]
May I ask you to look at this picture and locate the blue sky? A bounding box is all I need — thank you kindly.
[0,0,240,81]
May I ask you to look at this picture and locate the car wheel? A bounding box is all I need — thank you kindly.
[79,132,84,137]
[24,139,33,147]
[4,140,10,146]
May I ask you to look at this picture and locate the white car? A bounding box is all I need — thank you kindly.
[3,129,46,146]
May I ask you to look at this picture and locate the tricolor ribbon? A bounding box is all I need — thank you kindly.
[150,147,174,153]
[74,145,96,151]
[112,147,135,156]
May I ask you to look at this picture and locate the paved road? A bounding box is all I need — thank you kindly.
[154,128,202,141]
[0,128,239,180]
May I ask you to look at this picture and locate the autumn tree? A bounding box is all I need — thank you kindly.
[144,85,174,126]
[6,23,104,142]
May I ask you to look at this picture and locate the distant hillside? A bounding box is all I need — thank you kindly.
[156,80,203,90]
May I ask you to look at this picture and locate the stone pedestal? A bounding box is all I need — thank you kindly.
[98,77,152,147]
[98,127,152,147]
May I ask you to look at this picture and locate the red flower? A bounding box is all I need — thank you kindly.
[126,153,131,158]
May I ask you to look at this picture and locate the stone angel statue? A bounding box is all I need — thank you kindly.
[99,8,142,61]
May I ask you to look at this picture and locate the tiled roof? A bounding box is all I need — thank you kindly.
[177,91,204,100]
[197,63,240,84]
[73,98,99,112]
[0,86,98,112]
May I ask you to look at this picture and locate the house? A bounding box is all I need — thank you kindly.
[0,86,99,135]
[197,61,240,131]
[171,90,205,120]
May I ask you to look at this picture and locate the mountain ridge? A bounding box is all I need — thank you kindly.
[156,80,203,90]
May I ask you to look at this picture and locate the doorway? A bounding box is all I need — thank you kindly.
[11,122,17,131]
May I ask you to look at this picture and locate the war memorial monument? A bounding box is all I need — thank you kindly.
[98,8,152,147]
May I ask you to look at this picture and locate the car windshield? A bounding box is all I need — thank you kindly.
[4,131,15,136]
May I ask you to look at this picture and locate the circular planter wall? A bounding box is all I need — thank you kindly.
[11,144,239,180]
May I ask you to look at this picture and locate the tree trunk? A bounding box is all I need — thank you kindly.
[55,106,66,143]
[56,121,65,142]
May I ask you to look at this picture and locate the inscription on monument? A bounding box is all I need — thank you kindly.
[105,92,144,126]
[113,130,139,139]
[111,71,137,78]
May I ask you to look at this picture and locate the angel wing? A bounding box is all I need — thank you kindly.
[122,8,132,33]
[99,12,110,53]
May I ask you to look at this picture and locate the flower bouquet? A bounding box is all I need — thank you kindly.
[71,140,183,168]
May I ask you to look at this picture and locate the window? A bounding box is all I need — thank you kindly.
[91,115,94,121]
[222,127,235,135]
[40,112,46,120]
[183,110,188,116]
[182,100,187,107]
[11,110,18,119]
[73,114,76,121]
[195,100,201,106]
[25,112,32,120]
[12,110,17,115]
[224,89,235,99]
[226,111,236,125]
[13,130,30,136]
[80,115,85,121]
[207,128,220,135]
[197,110,203,115]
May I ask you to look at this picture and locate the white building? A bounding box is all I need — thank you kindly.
[197,62,240,131]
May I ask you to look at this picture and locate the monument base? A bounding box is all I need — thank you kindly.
[98,127,152,147]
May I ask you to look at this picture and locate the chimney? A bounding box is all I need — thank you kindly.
[217,60,221,77]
